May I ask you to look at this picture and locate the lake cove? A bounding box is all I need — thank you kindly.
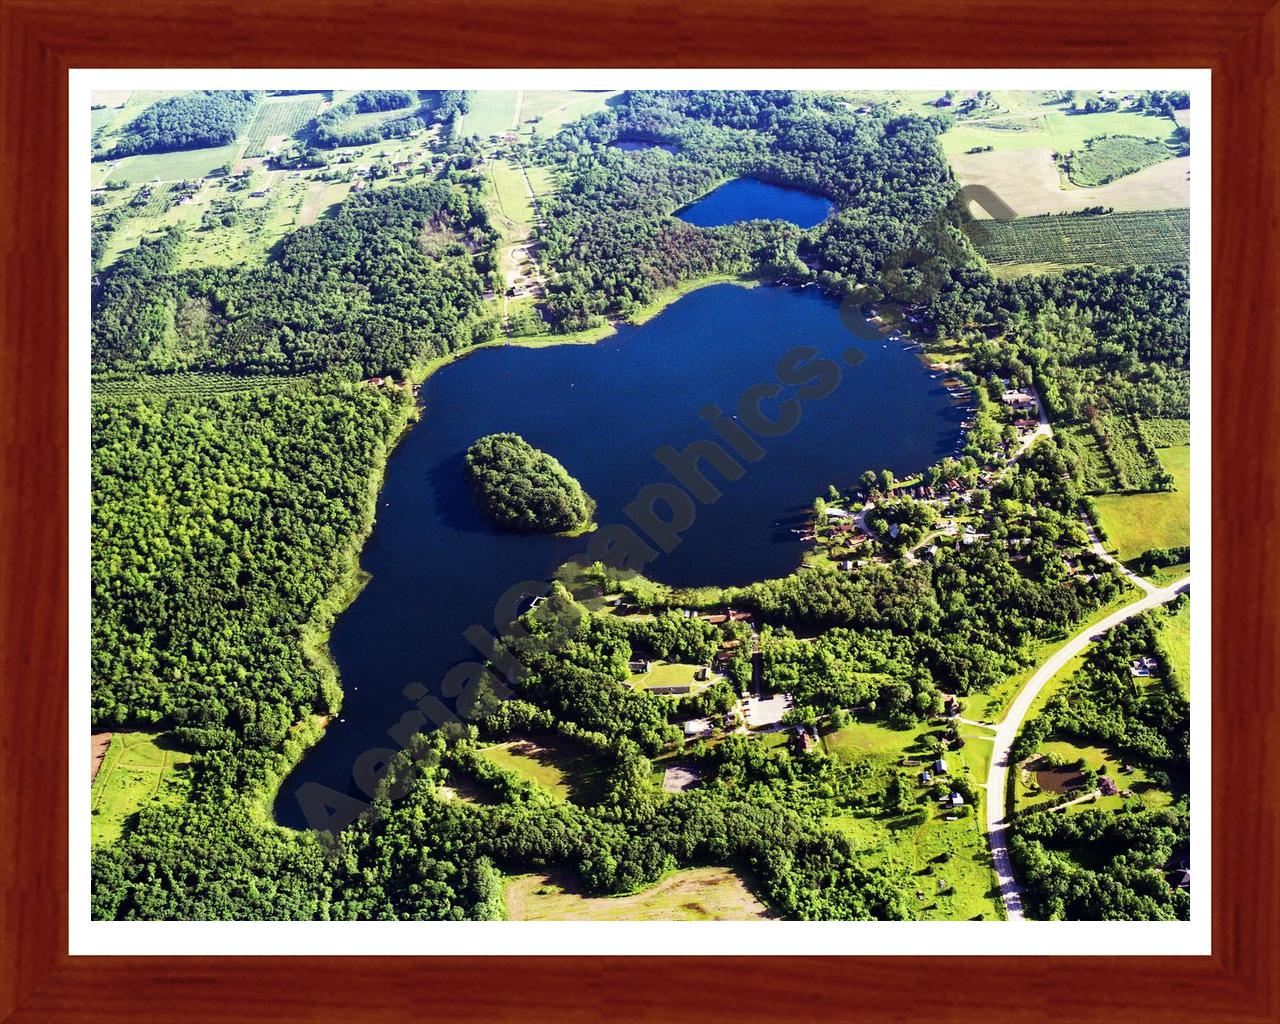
[676,178,834,229]
[274,284,963,828]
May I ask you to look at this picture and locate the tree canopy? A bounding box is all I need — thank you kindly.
[464,433,596,534]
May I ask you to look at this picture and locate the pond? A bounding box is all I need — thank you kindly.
[611,139,677,155]
[676,178,834,229]
[274,283,964,828]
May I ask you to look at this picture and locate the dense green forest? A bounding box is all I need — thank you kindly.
[922,265,1191,422]
[100,90,262,159]
[464,433,596,534]
[91,183,498,377]
[91,379,408,731]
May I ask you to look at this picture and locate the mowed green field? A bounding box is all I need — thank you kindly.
[970,209,1189,275]
[91,731,192,847]
[940,109,1179,157]
[506,867,773,920]
[1094,445,1191,561]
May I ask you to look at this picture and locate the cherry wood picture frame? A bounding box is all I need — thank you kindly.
[2,1,1276,1020]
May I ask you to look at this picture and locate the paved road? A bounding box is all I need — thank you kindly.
[983,574,1192,920]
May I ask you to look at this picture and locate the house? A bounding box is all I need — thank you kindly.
[694,667,709,682]
[948,791,964,807]
[934,758,948,774]
[1001,389,1035,406]
[681,719,711,738]
[1099,776,1119,796]
[1130,656,1159,677]
[629,660,652,674]
[920,769,933,783]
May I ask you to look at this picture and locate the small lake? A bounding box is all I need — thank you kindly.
[676,178,833,229]
[611,139,677,155]
[274,284,963,828]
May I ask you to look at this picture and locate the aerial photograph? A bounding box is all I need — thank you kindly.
[89,86,1193,923]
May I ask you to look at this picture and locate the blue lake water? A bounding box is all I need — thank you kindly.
[274,284,963,828]
[676,178,833,229]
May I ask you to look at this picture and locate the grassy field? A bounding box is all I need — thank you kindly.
[1094,445,1191,562]
[941,108,1179,157]
[487,158,535,230]
[822,717,1002,921]
[516,90,621,136]
[970,209,1189,275]
[464,90,519,138]
[91,731,192,847]
[242,94,324,158]
[101,142,244,185]
[1061,135,1174,187]
[506,866,772,920]
[1157,599,1192,697]
[478,735,606,803]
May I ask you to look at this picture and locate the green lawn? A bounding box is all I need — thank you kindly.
[478,735,605,803]
[823,718,918,759]
[630,661,707,691]
[1094,445,1191,563]
[91,731,192,847]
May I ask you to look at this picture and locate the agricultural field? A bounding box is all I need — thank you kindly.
[1090,415,1164,491]
[242,94,324,157]
[505,867,773,921]
[953,148,1189,219]
[940,108,1180,157]
[821,716,1002,921]
[478,735,607,803]
[91,731,192,847]
[1060,135,1175,187]
[970,209,1189,275]
[92,371,309,402]
[1094,445,1191,562]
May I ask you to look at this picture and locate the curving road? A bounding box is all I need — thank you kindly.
[984,573,1192,920]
